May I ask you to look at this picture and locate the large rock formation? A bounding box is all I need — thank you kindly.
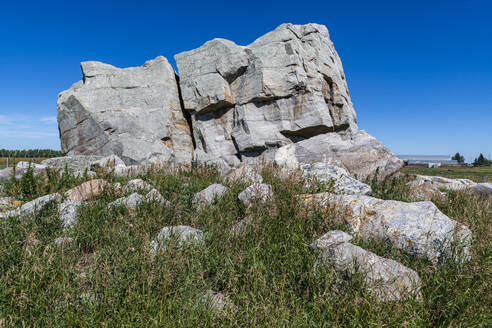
[57,23,402,178]
[175,23,358,167]
[57,56,193,165]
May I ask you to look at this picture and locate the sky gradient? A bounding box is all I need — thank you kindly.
[0,0,490,162]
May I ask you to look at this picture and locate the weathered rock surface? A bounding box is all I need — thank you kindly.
[9,193,62,218]
[311,230,422,302]
[410,175,476,191]
[301,162,371,195]
[58,201,80,229]
[41,155,103,172]
[222,165,263,184]
[108,193,144,210]
[197,290,237,316]
[54,237,74,246]
[145,188,171,207]
[275,131,403,179]
[90,155,126,170]
[192,184,229,209]
[238,183,273,206]
[123,179,152,193]
[175,23,359,167]
[57,56,193,165]
[300,193,472,264]
[469,183,492,196]
[150,225,204,254]
[230,216,255,237]
[64,179,109,202]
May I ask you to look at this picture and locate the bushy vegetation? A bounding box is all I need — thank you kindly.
[0,167,490,327]
[473,153,492,167]
[0,149,62,158]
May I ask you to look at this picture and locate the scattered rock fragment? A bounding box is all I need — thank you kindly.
[230,216,255,237]
[58,201,80,229]
[108,193,144,210]
[145,189,172,207]
[123,179,152,193]
[9,193,62,218]
[223,165,263,184]
[90,155,126,170]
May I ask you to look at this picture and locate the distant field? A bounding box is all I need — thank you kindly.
[0,157,48,170]
[401,166,492,183]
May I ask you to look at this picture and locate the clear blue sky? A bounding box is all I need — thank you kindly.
[0,0,490,162]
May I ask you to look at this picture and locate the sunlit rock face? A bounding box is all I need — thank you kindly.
[175,23,358,168]
[57,56,193,165]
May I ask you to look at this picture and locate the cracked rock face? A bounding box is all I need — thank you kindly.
[57,56,193,165]
[175,23,358,167]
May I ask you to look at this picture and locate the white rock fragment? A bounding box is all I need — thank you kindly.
[58,201,80,229]
[123,179,152,193]
[108,193,144,210]
[197,290,237,316]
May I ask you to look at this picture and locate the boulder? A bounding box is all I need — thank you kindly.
[238,183,273,207]
[108,193,144,210]
[192,184,229,209]
[469,183,492,196]
[41,155,103,172]
[64,179,109,202]
[123,179,152,193]
[145,188,172,207]
[410,175,476,191]
[174,23,401,178]
[301,163,372,195]
[274,131,403,179]
[90,155,126,170]
[311,230,422,302]
[57,56,193,165]
[150,225,204,254]
[222,165,263,184]
[197,290,237,316]
[58,201,80,229]
[300,193,472,264]
[230,216,254,237]
[9,193,62,218]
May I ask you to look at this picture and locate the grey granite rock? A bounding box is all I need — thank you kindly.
[409,175,476,191]
[57,56,193,165]
[145,188,172,207]
[469,183,492,196]
[222,165,263,184]
[238,183,273,206]
[41,155,103,172]
[312,230,422,302]
[301,193,472,264]
[90,155,126,170]
[301,162,372,195]
[9,193,62,219]
[123,179,152,193]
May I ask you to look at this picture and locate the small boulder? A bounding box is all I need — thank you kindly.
[90,155,126,170]
[469,183,492,197]
[58,201,80,229]
[230,216,254,237]
[238,183,273,207]
[301,163,372,195]
[108,193,144,210]
[9,193,62,218]
[312,230,422,302]
[223,166,263,184]
[192,184,229,209]
[197,290,237,316]
[145,189,172,207]
[150,225,204,254]
[64,179,109,202]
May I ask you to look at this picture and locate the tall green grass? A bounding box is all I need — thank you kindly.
[0,167,490,327]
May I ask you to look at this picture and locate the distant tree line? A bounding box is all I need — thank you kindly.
[473,153,492,167]
[0,149,62,158]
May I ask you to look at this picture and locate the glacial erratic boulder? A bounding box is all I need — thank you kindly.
[57,56,193,165]
[175,23,358,167]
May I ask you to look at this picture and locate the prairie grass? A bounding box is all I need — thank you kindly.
[0,166,490,327]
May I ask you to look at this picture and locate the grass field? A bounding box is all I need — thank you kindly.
[401,166,492,183]
[0,157,48,169]
[0,166,490,327]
